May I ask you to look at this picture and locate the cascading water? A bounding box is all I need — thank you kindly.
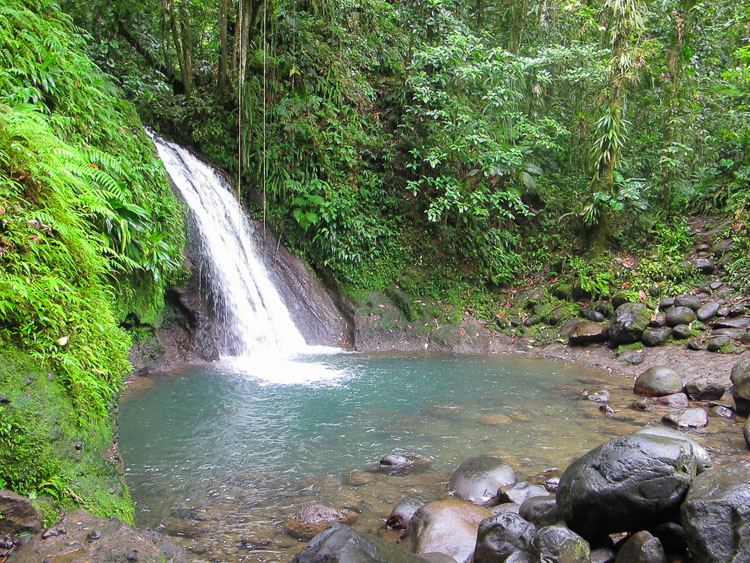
[150,133,341,383]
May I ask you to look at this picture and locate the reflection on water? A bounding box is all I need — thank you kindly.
[119,353,745,562]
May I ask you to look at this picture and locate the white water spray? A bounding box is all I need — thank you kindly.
[151,134,342,383]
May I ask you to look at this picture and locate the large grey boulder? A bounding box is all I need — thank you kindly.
[681,460,750,563]
[633,366,683,397]
[408,499,492,563]
[631,426,711,473]
[674,294,701,311]
[293,523,429,563]
[730,358,750,416]
[474,512,536,563]
[555,430,703,540]
[665,306,695,327]
[609,303,651,344]
[447,456,516,506]
[697,301,720,322]
[528,524,590,563]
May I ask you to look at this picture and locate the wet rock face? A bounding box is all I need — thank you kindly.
[608,303,651,344]
[408,499,492,563]
[730,358,750,416]
[447,456,517,506]
[11,509,187,563]
[293,523,428,563]
[681,460,750,563]
[284,503,357,540]
[555,431,702,541]
[474,512,537,563]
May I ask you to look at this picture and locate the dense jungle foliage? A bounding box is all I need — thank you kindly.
[0,0,184,517]
[62,0,749,300]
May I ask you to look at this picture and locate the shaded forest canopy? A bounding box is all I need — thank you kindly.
[62,0,749,297]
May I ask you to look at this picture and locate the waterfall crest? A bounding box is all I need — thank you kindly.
[151,134,314,361]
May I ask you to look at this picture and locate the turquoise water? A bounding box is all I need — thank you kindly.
[118,353,716,561]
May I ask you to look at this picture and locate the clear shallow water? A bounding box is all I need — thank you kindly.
[118,353,743,562]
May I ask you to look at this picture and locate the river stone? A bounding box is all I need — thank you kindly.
[12,509,187,563]
[691,257,715,273]
[491,503,521,515]
[671,324,691,339]
[633,366,682,397]
[447,456,516,506]
[582,309,605,322]
[497,482,549,505]
[714,317,750,330]
[711,405,735,418]
[729,304,747,316]
[519,495,560,528]
[674,294,702,311]
[641,327,670,347]
[617,349,644,365]
[631,426,711,473]
[661,407,708,429]
[529,524,590,563]
[631,397,651,411]
[558,319,579,338]
[609,303,651,344]
[730,358,750,416]
[655,392,688,408]
[387,498,423,529]
[712,328,741,338]
[680,460,750,563]
[613,531,666,563]
[0,490,52,535]
[648,521,686,555]
[284,503,357,540]
[648,314,667,328]
[697,301,720,321]
[665,306,695,327]
[474,512,536,563]
[568,322,608,346]
[555,431,702,540]
[293,523,428,563]
[586,389,610,403]
[658,297,674,311]
[379,453,430,475]
[590,547,616,563]
[706,336,731,352]
[684,377,725,401]
[408,499,492,563]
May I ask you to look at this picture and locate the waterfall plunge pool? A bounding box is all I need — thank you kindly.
[118,353,742,562]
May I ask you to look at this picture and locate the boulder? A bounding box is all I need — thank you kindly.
[0,490,52,535]
[568,322,608,346]
[648,522,686,555]
[617,349,644,365]
[555,430,703,540]
[706,336,731,352]
[714,318,750,330]
[408,499,492,563]
[631,426,711,473]
[447,456,516,506]
[633,366,683,397]
[590,547,616,563]
[613,531,666,563]
[473,512,536,563]
[657,298,674,311]
[648,315,667,328]
[730,358,750,416]
[684,377,725,401]
[609,303,651,344]
[661,407,709,429]
[674,294,702,311]
[655,393,688,408]
[582,309,605,322]
[284,503,357,540]
[558,319,580,338]
[519,495,560,528]
[681,460,750,563]
[11,509,187,563]
[293,523,428,563]
[641,327,671,347]
[665,307,695,327]
[387,498,423,529]
[690,258,714,273]
[529,524,591,563]
[491,503,521,515]
[671,324,691,339]
[497,482,549,505]
[697,301,720,322]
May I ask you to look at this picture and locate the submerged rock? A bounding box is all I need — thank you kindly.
[378,453,430,475]
[681,460,750,563]
[284,503,357,540]
[387,498,423,530]
[555,430,703,540]
[408,499,491,563]
[447,456,516,506]
[12,509,187,563]
[655,393,688,408]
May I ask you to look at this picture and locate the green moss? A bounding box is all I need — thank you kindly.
[0,347,133,523]
[618,342,644,352]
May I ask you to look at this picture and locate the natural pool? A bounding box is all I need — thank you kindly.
[118,353,742,562]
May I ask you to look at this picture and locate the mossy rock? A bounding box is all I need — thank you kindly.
[0,347,133,522]
[385,285,417,322]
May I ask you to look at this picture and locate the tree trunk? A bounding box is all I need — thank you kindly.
[178,0,194,96]
[217,0,230,98]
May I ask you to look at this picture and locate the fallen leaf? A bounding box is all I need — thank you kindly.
[56,336,69,346]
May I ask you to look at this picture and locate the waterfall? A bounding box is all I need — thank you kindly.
[150,133,324,369]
